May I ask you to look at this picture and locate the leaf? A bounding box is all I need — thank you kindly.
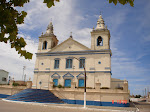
[118,0,126,5]
[18,37,27,47]
[109,0,113,3]
[43,0,59,8]
[128,0,134,7]
[0,0,33,59]
[113,0,117,5]
[109,0,134,7]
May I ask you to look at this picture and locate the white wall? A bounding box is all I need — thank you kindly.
[0,70,8,84]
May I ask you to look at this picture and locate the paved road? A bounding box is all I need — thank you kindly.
[0,100,99,112]
[0,100,98,112]
[133,102,150,112]
[0,99,137,112]
[0,99,119,112]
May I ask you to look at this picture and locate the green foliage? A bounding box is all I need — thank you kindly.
[135,95,141,98]
[53,85,57,88]
[101,87,109,89]
[43,0,60,8]
[13,82,19,86]
[57,84,63,88]
[0,0,32,59]
[20,83,26,86]
[115,86,123,90]
[109,0,134,7]
[77,87,93,89]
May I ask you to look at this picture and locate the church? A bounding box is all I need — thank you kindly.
[32,14,129,107]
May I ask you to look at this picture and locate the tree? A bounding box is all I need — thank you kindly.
[0,0,31,59]
[109,0,134,7]
[135,95,141,98]
[0,0,134,59]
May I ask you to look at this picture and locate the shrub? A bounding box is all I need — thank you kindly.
[65,86,71,88]
[115,87,123,90]
[57,84,62,88]
[13,82,19,86]
[20,84,26,86]
[77,87,93,89]
[53,85,57,88]
[135,95,141,98]
[101,87,109,89]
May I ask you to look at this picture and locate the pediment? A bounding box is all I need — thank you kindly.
[51,72,60,79]
[76,73,85,79]
[63,72,74,79]
[49,37,90,52]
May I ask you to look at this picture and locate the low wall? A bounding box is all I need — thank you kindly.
[0,86,26,95]
[51,88,130,107]
[0,81,32,95]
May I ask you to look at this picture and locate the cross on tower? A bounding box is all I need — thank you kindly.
[70,32,73,38]
[100,11,102,15]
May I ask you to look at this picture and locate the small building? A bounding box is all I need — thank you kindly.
[0,69,9,84]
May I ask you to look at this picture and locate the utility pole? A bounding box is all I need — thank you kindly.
[145,88,147,98]
[22,66,26,81]
[147,86,149,98]
[71,57,87,108]
[24,74,26,82]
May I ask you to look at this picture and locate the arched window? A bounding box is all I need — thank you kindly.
[97,36,103,46]
[42,41,47,49]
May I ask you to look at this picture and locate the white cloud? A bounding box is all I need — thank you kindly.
[0,34,38,81]
[0,0,87,81]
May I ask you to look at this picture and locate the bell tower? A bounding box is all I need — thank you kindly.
[91,14,110,50]
[38,21,58,53]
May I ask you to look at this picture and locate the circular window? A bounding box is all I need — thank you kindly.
[98,61,101,64]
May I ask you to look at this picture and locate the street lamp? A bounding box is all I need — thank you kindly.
[71,57,87,108]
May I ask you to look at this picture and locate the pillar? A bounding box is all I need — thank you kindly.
[95,83,101,90]
[26,81,32,88]
[123,80,128,92]
[49,82,54,90]
[71,82,76,90]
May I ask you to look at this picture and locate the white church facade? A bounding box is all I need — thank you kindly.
[32,14,130,107]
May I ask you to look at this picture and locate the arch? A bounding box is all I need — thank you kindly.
[42,41,47,49]
[97,36,103,46]
[76,72,85,79]
[63,72,74,79]
[51,72,60,79]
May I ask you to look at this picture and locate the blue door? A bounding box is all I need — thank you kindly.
[79,79,84,87]
[53,79,58,86]
[65,79,71,87]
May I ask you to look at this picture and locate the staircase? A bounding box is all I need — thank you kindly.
[6,89,64,103]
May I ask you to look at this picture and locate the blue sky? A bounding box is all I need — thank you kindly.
[0,0,150,95]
